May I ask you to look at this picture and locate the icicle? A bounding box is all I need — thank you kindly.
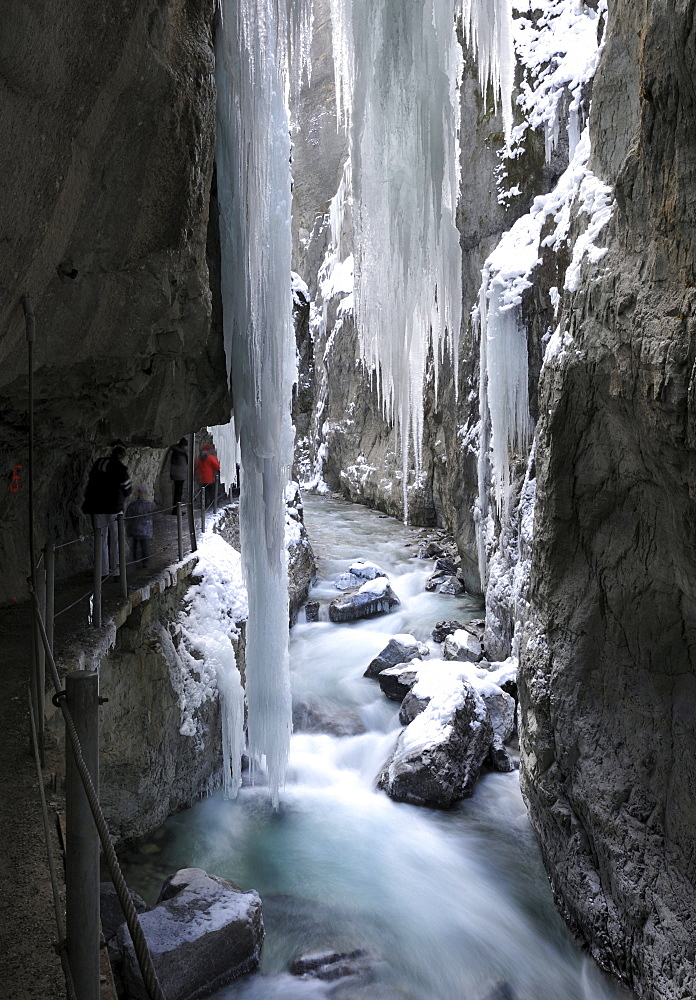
[216,0,312,806]
[329,0,465,517]
[461,0,514,143]
[478,264,533,516]
[210,416,240,492]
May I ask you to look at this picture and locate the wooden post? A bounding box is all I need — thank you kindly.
[45,543,55,654]
[176,502,184,561]
[65,670,100,1000]
[117,512,127,597]
[92,526,102,628]
[187,432,197,552]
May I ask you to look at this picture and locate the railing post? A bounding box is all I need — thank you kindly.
[176,502,184,561]
[65,670,100,1000]
[200,487,205,533]
[213,474,218,515]
[36,558,46,760]
[187,432,197,553]
[45,543,55,654]
[92,526,102,628]
[117,512,127,597]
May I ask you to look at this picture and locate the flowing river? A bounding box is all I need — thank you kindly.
[120,496,632,1000]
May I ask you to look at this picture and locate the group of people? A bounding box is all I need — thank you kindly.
[82,438,222,578]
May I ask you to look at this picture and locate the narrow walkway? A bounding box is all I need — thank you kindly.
[0,501,235,1000]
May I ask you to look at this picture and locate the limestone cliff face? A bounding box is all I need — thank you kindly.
[519,3,696,997]
[0,0,229,604]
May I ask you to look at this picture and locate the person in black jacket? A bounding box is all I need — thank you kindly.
[82,444,132,578]
[168,437,188,513]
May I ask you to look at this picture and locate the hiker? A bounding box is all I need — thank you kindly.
[82,444,132,578]
[125,487,156,569]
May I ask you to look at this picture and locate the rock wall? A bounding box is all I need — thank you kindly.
[519,3,696,998]
[0,0,229,605]
[98,572,243,845]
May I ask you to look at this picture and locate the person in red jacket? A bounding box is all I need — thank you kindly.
[194,445,221,509]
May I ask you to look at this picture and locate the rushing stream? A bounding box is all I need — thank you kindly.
[121,496,631,1000]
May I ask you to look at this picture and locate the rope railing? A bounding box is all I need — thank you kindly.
[29,585,168,1000]
[28,687,78,1000]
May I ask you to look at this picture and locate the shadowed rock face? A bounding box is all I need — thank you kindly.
[0,0,229,603]
[519,3,696,997]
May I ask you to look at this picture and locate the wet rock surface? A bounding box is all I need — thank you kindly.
[291,949,372,983]
[364,634,429,678]
[519,3,696,996]
[293,699,366,737]
[377,665,421,702]
[328,578,400,623]
[116,868,263,1000]
[443,629,483,663]
[378,676,493,808]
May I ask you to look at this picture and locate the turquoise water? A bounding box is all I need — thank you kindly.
[120,497,632,1000]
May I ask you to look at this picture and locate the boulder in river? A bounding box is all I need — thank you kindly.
[378,664,493,808]
[431,620,467,643]
[116,868,263,1000]
[398,688,430,726]
[305,601,320,622]
[377,664,420,702]
[364,634,429,678]
[348,558,387,581]
[443,628,483,663]
[291,948,372,982]
[437,575,466,596]
[293,698,366,736]
[329,578,400,623]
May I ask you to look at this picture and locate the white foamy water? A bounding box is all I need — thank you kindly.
[121,497,631,1000]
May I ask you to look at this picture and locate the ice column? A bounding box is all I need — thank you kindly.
[215,0,311,805]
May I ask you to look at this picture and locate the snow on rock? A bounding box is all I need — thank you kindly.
[364,634,430,679]
[377,661,493,808]
[157,532,247,800]
[348,558,387,581]
[377,664,421,703]
[511,0,607,163]
[116,868,263,1000]
[328,581,400,623]
[443,628,483,664]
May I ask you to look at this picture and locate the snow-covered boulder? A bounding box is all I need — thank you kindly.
[348,558,387,581]
[117,868,263,1000]
[377,663,493,808]
[364,633,429,678]
[335,571,363,591]
[438,575,466,596]
[377,664,420,702]
[398,689,430,726]
[443,628,483,663]
[431,620,467,643]
[329,577,400,622]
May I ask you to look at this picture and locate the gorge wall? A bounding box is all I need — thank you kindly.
[0,0,229,604]
[519,3,696,998]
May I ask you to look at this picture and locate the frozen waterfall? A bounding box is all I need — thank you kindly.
[326,0,514,518]
[215,0,312,805]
